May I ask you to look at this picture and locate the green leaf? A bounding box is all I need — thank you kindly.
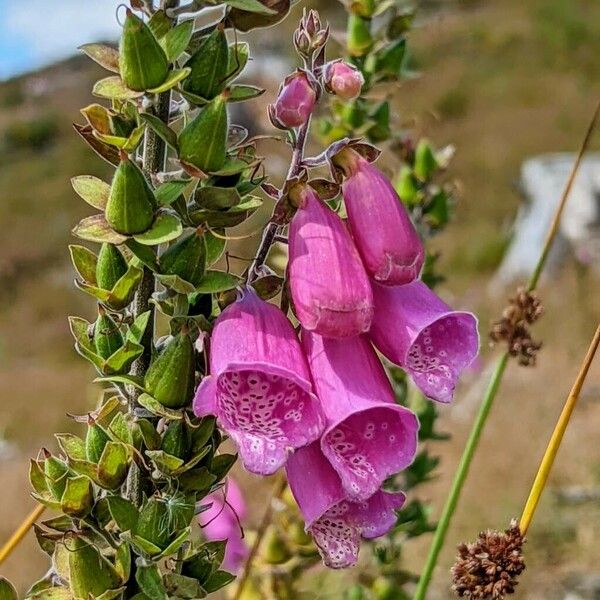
[97,442,129,489]
[227,84,265,102]
[127,532,163,557]
[204,230,226,266]
[97,588,127,600]
[137,393,184,420]
[195,271,240,294]
[115,543,132,581]
[136,419,162,451]
[132,213,182,246]
[161,20,193,62]
[72,215,128,245]
[125,240,159,271]
[127,311,151,345]
[190,195,263,228]
[81,103,112,134]
[55,433,86,461]
[74,280,112,304]
[195,186,241,210]
[146,450,185,475]
[26,588,73,600]
[156,274,197,294]
[210,453,237,479]
[148,9,171,39]
[157,528,190,560]
[139,113,179,152]
[155,180,191,207]
[29,460,49,495]
[212,158,254,177]
[224,0,276,15]
[69,245,98,284]
[107,264,144,309]
[93,76,144,100]
[135,564,167,600]
[94,374,145,389]
[69,316,105,371]
[203,570,235,593]
[94,125,145,154]
[226,42,249,82]
[74,123,121,167]
[163,573,205,599]
[104,339,144,375]
[60,476,93,517]
[79,43,120,73]
[178,467,217,493]
[252,274,284,300]
[71,176,110,210]
[147,68,191,94]
[107,412,133,446]
[106,496,138,532]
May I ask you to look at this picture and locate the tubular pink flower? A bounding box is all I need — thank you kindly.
[198,478,248,572]
[340,153,425,285]
[302,330,419,501]
[270,71,317,129]
[193,289,324,475]
[286,442,405,569]
[370,280,480,403]
[288,186,374,338]
[324,61,364,100]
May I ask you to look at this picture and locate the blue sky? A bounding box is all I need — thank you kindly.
[0,0,123,80]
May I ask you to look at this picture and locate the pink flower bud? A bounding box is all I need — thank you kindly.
[270,71,317,129]
[324,61,364,100]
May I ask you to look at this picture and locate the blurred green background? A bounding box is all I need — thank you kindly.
[1,0,600,597]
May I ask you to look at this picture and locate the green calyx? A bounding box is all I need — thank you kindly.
[85,419,111,463]
[145,332,196,409]
[135,498,172,549]
[119,9,169,92]
[68,536,121,599]
[183,27,229,100]
[178,95,228,173]
[94,308,124,359]
[96,243,128,290]
[106,155,156,235]
[160,229,207,286]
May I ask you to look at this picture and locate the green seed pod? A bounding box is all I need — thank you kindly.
[347,14,373,57]
[106,155,156,235]
[144,332,195,409]
[93,308,123,360]
[119,9,169,92]
[43,452,70,500]
[85,419,111,463]
[261,526,291,565]
[183,28,229,100]
[96,243,128,290]
[161,420,192,461]
[135,498,171,549]
[160,229,207,286]
[68,536,120,599]
[178,95,228,173]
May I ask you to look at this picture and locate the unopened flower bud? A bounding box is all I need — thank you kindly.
[324,61,364,100]
[270,71,317,129]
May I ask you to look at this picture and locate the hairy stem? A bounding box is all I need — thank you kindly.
[413,101,600,600]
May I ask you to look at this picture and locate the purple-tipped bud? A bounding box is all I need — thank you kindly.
[270,71,317,129]
[193,289,324,475]
[302,330,419,501]
[370,281,480,403]
[288,185,374,338]
[324,61,364,100]
[286,441,406,569]
[198,478,248,572]
[337,151,425,285]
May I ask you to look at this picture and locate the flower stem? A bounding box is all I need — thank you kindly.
[0,504,45,566]
[414,100,600,600]
[520,324,600,535]
[413,352,510,600]
[232,474,288,600]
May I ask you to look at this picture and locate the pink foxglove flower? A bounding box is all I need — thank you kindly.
[270,71,316,129]
[370,280,480,403]
[194,289,324,475]
[339,152,424,285]
[302,330,418,501]
[324,61,364,100]
[198,478,248,573]
[289,186,373,338]
[286,441,405,569]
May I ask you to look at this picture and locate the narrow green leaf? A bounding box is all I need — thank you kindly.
[29,460,49,495]
[135,564,168,600]
[115,543,132,581]
[132,213,182,246]
[155,180,191,206]
[125,240,159,271]
[79,43,120,73]
[157,528,190,559]
[148,9,171,39]
[127,311,152,345]
[71,176,110,210]
[106,496,138,532]
[107,412,133,446]
[69,245,98,284]
[94,374,145,389]
[72,214,128,245]
[203,570,235,593]
[195,271,240,293]
[108,264,144,308]
[227,84,265,103]
[103,339,144,375]
[205,230,226,266]
[93,76,144,100]
[137,393,184,420]
[226,42,249,82]
[161,20,193,62]
[146,450,185,475]
[139,113,179,152]
[147,67,191,94]
[156,274,196,294]
[74,280,113,304]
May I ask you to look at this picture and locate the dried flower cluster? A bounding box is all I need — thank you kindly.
[451,520,526,599]
[490,288,544,366]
